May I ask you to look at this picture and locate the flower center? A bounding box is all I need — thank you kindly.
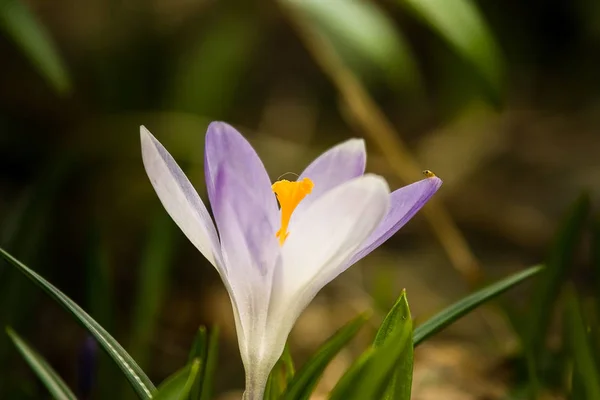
[272,177,314,245]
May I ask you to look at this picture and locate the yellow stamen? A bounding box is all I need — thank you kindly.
[272,177,314,245]
[422,170,436,178]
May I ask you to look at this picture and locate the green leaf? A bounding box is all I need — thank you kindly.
[373,290,413,400]
[198,326,219,400]
[129,214,176,369]
[526,194,590,359]
[0,0,71,94]
[351,311,413,399]
[188,327,207,400]
[264,344,295,399]
[169,13,260,118]
[414,265,543,346]
[399,0,503,99]
[154,359,201,400]
[565,289,600,400]
[6,327,77,400]
[282,313,369,400]
[0,247,156,399]
[282,0,420,89]
[328,349,373,400]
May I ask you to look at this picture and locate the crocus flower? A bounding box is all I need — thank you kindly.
[140,122,441,399]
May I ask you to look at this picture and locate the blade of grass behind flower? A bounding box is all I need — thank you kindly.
[328,348,373,400]
[6,327,77,400]
[0,158,70,394]
[350,313,413,399]
[281,0,420,91]
[281,313,369,400]
[373,290,413,400]
[398,0,504,103]
[0,248,156,399]
[188,327,207,400]
[128,213,176,368]
[198,326,219,400]
[565,287,600,399]
[265,344,295,399]
[414,265,543,346]
[154,359,201,400]
[526,194,590,360]
[85,226,117,399]
[0,0,71,94]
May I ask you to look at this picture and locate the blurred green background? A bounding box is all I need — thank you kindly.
[1,0,600,398]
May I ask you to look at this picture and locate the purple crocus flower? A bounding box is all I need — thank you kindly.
[140,122,441,399]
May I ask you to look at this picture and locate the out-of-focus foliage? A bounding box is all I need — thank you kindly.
[0,0,71,94]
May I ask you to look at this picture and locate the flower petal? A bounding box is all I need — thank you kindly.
[291,139,366,223]
[267,174,389,349]
[204,122,278,227]
[348,176,442,265]
[140,126,221,268]
[210,162,282,385]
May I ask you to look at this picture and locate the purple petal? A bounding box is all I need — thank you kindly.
[204,122,278,226]
[348,176,442,265]
[211,162,281,278]
[290,138,366,226]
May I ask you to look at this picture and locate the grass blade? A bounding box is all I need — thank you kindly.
[282,0,419,89]
[414,265,543,346]
[526,194,590,359]
[351,313,413,399]
[373,290,413,400]
[328,349,373,400]
[565,289,600,399]
[6,327,77,400]
[129,214,176,368]
[0,247,156,399]
[282,313,369,400]
[0,0,71,94]
[399,0,503,99]
[154,359,201,400]
[188,327,207,400]
[198,326,219,400]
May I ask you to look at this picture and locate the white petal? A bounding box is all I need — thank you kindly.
[264,174,390,358]
[140,126,221,268]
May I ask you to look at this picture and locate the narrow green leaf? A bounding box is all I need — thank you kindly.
[265,344,294,399]
[373,290,413,400]
[0,0,71,94]
[282,313,369,400]
[280,344,295,384]
[0,248,156,399]
[328,349,373,400]
[399,0,503,99]
[188,327,207,400]
[414,265,543,346]
[565,289,600,399]
[283,0,420,89]
[6,327,77,400]
[198,326,219,400]
[351,313,413,399]
[129,214,176,368]
[374,289,411,347]
[527,194,590,358]
[154,359,201,400]
[169,14,260,118]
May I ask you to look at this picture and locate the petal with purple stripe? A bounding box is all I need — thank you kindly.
[140,126,221,269]
[290,139,366,225]
[204,122,278,227]
[348,176,442,266]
